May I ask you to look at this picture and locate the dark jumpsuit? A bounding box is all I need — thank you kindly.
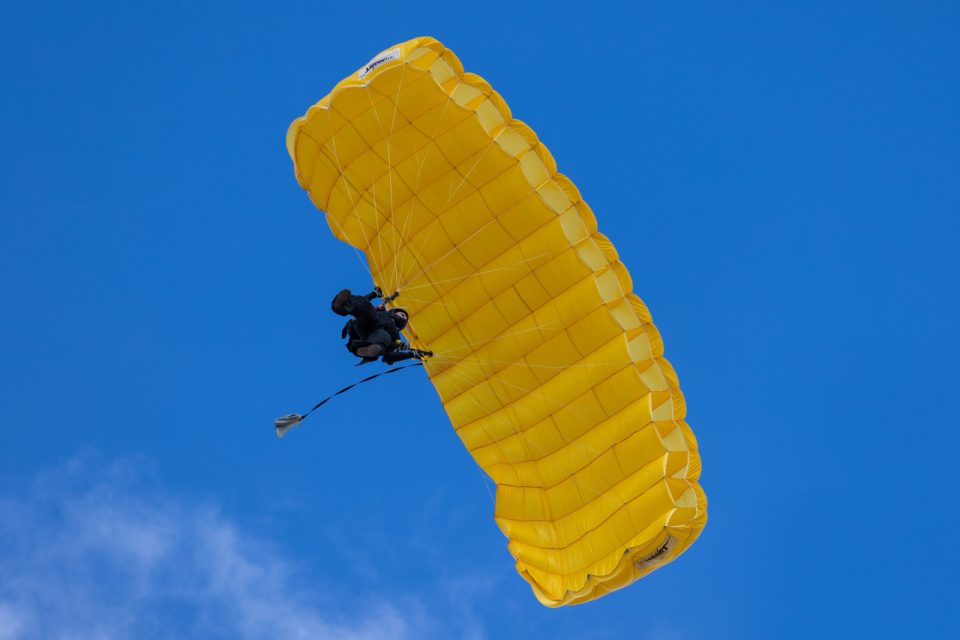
[343,294,397,352]
[332,289,417,364]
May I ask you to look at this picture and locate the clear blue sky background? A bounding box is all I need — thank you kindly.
[2,1,958,638]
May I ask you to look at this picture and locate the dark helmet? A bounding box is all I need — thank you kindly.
[390,308,409,330]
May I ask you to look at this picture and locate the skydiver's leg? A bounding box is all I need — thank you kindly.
[355,329,391,359]
[383,347,433,365]
[347,296,379,322]
[331,290,381,317]
[382,349,418,365]
[331,289,353,315]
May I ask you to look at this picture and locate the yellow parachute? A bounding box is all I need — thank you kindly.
[286,36,707,607]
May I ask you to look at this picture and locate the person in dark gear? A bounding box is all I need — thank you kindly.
[331,288,431,365]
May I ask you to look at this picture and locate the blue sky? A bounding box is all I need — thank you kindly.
[2,1,958,638]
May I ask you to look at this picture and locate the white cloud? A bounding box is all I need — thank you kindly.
[0,455,459,640]
[0,602,29,640]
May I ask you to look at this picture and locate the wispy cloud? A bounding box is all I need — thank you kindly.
[0,455,471,640]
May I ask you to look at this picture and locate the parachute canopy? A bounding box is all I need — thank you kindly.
[286,37,706,607]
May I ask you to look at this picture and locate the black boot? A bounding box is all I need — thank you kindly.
[356,344,383,358]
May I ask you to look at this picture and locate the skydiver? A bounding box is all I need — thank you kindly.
[330,287,432,365]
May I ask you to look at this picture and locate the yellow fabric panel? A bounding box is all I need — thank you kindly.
[287,36,707,607]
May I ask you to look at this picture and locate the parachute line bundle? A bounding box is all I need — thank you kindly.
[286,36,707,607]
